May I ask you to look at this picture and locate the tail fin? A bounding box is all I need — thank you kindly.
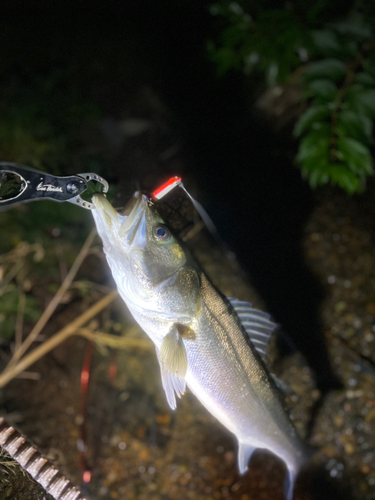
[284,467,296,500]
[284,446,314,500]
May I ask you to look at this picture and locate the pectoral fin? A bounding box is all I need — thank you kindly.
[156,325,189,410]
[159,324,188,378]
[159,361,186,410]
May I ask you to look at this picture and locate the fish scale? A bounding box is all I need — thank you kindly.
[188,275,302,455]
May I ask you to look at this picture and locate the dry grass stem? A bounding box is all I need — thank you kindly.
[15,371,41,380]
[8,228,97,367]
[58,257,68,283]
[0,450,19,471]
[0,291,118,388]
[14,291,26,353]
[77,327,151,350]
[0,261,25,294]
[70,280,113,295]
[0,242,44,264]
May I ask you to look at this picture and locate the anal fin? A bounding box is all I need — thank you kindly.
[238,442,256,474]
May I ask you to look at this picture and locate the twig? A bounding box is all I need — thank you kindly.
[70,281,113,295]
[15,371,41,380]
[58,257,68,283]
[14,291,26,353]
[0,261,25,294]
[77,327,151,350]
[0,291,118,388]
[8,228,97,367]
[0,242,44,264]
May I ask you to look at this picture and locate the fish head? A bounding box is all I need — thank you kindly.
[92,193,187,296]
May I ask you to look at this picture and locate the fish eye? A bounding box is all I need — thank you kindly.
[152,224,170,242]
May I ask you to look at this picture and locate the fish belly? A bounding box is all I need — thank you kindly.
[183,297,304,472]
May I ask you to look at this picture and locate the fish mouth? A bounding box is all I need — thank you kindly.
[92,194,121,229]
[118,191,145,237]
[92,192,148,244]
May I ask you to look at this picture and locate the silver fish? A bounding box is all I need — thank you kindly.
[92,192,309,500]
[0,417,86,500]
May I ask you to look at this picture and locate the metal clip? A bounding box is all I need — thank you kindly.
[0,163,109,210]
[66,172,109,209]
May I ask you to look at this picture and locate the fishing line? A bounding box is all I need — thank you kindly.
[152,177,235,260]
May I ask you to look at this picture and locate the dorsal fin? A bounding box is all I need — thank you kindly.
[228,298,277,360]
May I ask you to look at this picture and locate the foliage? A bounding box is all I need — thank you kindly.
[0,205,92,346]
[0,287,41,343]
[208,3,314,83]
[208,1,375,193]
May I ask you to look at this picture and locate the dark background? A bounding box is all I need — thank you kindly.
[0,0,342,391]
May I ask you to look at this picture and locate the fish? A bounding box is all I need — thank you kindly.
[0,417,86,500]
[92,191,310,500]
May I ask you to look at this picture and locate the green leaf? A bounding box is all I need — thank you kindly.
[297,124,330,162]
[333,18,371,38]
[209,46,241,76]
[228,2,244,15]
[304,58,346,83]
[336,110,373,144]
[337,137,373,175]
[296,126,330,162]
[308,168,322,188]
[294,105,331,137]
[354,72,375,87]
[208,3,222,16]
[362,59,375,78]
[327,164,363,194]
[345,41,359,58]
[307,79,337,102]
[300,149,330,173]
[300,156,330,188]
[312,30,341,56]
[345,86,375,118]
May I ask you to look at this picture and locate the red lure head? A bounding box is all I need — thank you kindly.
[152,176,182,200]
